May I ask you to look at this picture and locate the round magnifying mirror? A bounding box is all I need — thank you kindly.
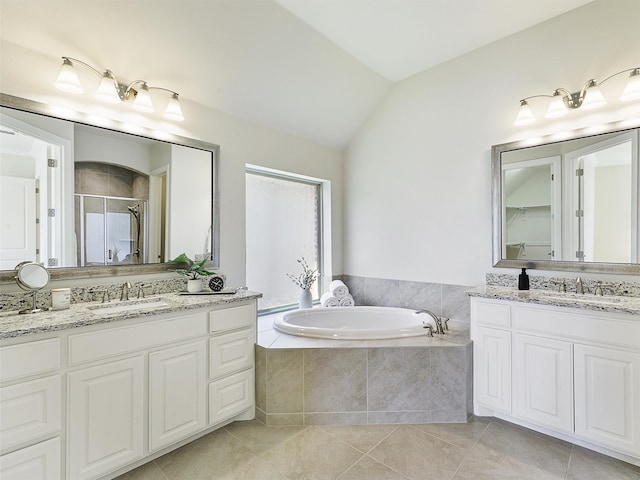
[16,261,50,290]
[15,262,50,314]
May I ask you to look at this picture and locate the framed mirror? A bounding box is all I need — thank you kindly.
[492,122,640,274]
[0,93,219,282]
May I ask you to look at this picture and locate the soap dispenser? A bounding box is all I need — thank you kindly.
[518,268,530,290]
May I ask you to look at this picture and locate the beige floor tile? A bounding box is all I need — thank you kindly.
[224,420,307,455]
[453,420,571,480]
[320,424,399,453]
[260,426,364,480]
[154,428,257,480]
[411,416,490,450]
[368,425,466,480]
[566,446,640,480]
[338,455,409,480]
[114,460,168,480]
[218,457,288,480]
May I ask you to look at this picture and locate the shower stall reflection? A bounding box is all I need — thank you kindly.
[75,195,148,266]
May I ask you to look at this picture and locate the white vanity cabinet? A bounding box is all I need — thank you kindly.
[0,338,63,480]
[0,297,258,480]
[471,296,640,464]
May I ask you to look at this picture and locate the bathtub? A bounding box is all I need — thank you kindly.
[274,306,431,340]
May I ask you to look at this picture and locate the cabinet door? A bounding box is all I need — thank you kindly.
[474,326,511,413]
[67,356,144,480]
[514,334,573,433]
[149,340,207,451]
[0,375,61,453]
[209,328,254,380]
[209,369,254,426]
[0,437,60,480]
[575,344,640,455]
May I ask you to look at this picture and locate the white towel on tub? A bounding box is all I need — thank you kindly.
[339,294,355,307]
[329,280,349,299]
[320,292,340,307]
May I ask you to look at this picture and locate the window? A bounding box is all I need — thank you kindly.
[246,166,328,313]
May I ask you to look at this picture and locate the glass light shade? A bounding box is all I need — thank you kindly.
[621,70,640,102]
[545,94,568,118]
[514,101,535,126]
[581,83,606,110]
[164,93,184,121]
[133,84,154,112]
[95,72,121,104]
[54,59,83,94]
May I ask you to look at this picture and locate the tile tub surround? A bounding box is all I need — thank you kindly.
[256,314,472,426]
[340,275,471,323]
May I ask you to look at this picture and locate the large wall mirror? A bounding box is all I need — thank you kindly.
[492,123,640,274]
[0,93,219,281]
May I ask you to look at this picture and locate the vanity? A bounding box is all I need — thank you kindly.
[469,286,640,466]
[0,291,260,480]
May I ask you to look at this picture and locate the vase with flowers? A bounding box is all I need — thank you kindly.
[286,257,318,309]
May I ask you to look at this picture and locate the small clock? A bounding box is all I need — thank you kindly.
[208,275,225,292]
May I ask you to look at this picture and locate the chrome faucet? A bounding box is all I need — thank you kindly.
[415,309,446,335]
[120,281,132,301]
[575,277,584,294]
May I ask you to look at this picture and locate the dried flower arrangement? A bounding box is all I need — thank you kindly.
[286,257,319,290]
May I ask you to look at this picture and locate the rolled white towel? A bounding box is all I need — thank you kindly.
[329,280,349,299]
[320,292,340,307]
[339,294,355,307]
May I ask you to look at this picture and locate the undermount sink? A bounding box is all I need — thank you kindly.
[537,292,621,306]
[88,297,172,315]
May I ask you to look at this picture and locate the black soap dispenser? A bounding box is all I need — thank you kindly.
[518,268,530,290]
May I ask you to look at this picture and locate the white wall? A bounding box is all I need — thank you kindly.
[0,51,343,290]
[343,0,640,286]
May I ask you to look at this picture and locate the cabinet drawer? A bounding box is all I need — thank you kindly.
[68,311,207,365]
[0,339,60,383]
[0,375,62,452]
[0,437,61,480]
[210,328,254,380]
[209,368,254,425]
[471,299,511,328]
[209,304,255,334]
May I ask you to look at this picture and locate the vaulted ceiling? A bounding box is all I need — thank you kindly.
[0,0,592,148]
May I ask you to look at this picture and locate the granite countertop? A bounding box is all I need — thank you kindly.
[467,285,640,316]
[0,290,262,340]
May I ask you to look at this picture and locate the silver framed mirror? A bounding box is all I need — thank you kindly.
[0,93,220,283]
[492,121,640,274]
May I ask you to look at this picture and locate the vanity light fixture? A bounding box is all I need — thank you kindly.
[54,56,184,121]
[514,67,640,126]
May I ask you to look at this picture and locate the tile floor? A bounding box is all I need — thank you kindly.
[115,417,640,480]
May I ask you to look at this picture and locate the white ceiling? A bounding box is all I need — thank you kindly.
[1,0,593,148]
[275,0,594,82]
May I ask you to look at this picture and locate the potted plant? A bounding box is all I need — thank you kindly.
[170,253,215,293]
[286,257,318,308]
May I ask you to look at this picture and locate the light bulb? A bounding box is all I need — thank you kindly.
[581,82,606,110]
[133,83,154,112]
[54,58,83,94]
[621,69,640,102]
[164,93,184,121]
[514,100,535,126]
[545,93,568,118]
[95,71,121,104]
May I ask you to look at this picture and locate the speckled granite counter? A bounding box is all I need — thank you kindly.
[0,290,262,340]
[467,285,640,316]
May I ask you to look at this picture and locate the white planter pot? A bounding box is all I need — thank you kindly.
[187,279,202,293]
